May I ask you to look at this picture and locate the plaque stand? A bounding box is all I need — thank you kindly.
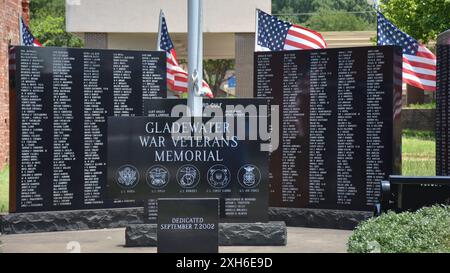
[131,199,287,247]
[125,222,287,247]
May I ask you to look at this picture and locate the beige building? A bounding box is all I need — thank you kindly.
[66,0,375,97]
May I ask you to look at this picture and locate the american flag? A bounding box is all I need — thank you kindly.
[20,17,42,47]
[158,13,213,98]
[9,17,42,74]
[377,11,436,91]
[255,9,327,52]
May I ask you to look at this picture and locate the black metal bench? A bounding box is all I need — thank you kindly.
[376,175,450,215]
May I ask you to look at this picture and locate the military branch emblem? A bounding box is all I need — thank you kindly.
[115,165,139,189]
[146,165,170,189]
[177,165,200,188]
[237,164,261,188]
[207,165,231,189]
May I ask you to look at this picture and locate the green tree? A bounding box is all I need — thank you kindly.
[272,0,375,28]
[29,0,83,47]
[273,0,316,23]
[203,59,235,97]
[306,9,374,31]
[171,59,234,97]
[380,0,450,43]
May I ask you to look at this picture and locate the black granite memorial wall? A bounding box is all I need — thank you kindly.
[9,46,166,212]
[436,30,450,175]
[254,45,402,211]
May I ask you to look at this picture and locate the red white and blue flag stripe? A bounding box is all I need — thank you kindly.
[158,13,213,98]
[377,12,436,91]
[255,9,327,52]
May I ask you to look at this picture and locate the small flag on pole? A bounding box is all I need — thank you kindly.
[157,12,213,98]
[255,9,327,52]
[377,11,436,91]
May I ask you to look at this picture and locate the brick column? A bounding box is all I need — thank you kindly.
[0,0,29,169]
[235,33,255,98]
[21,0,30,24]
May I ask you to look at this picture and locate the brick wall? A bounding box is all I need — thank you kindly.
[0,0,29,169]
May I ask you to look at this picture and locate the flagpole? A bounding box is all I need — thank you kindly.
[187,0,203,117]
[156,10,163,51]
[254,9,259,51]
[18,15,23,46]
[196,0,203,97]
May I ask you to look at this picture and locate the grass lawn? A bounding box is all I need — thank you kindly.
[402,130,436,176]
[0,165,8,213]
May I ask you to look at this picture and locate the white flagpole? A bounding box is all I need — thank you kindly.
[254,9,259,51]
[187,0,203,117]
[196,0,203,97]
[156,10,163,51]
[18,15,23,46]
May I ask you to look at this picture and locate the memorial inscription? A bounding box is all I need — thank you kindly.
[107,116,269,222]
[157,198,219,253]
[9,46,166,212]
[141,98,272,223]
[254,46,402,211]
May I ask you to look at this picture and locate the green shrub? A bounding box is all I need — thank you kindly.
[404,102,436,109]
[402,129,435,141]
[0,165,8,213]
[348,206,450,253]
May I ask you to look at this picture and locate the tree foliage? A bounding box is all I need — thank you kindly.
[172,59,234,97]
[29,0,83,47]
[379,0,450,43]
[272,0,375,30]
[305,9,373,31]
[203,59,235,96]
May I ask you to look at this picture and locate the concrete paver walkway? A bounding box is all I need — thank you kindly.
[0,227,352,253]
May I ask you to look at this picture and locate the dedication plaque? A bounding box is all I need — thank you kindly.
[254,45,402,211]
[436,30,450,175]
[107,116,269,222]
[9,46,166,212]
[157,198,219,253]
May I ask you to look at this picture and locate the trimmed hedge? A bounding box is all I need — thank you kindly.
[402,129,435,141]
[404,102,436,109]
[348,206,450,253]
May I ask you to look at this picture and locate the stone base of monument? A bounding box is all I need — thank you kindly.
[269,207,373,230]
[1,207,372,234]
[125,222,287,247]
[0,207,144,234]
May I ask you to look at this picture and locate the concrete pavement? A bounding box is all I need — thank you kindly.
[0,227,352,253]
